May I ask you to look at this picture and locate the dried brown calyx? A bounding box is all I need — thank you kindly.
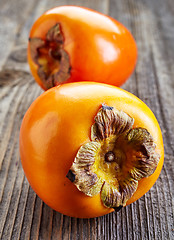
[67,105,160,211]
[29,24,71,89]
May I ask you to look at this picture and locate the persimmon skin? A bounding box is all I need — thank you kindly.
[28,5,137,90]
[20,82,164,218]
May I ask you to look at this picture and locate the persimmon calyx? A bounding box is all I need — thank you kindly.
[29,24,71,89]
[67,105,160,210]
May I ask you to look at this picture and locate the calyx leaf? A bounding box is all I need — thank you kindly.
[67,105,160,210]
[29,23,70,89]
[91,104,134,141]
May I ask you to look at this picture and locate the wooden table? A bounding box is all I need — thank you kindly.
[0,0,173,239]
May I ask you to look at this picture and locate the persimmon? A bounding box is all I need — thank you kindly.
[28,6,137,90]
[19,82,164,218]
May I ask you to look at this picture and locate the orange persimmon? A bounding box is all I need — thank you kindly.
[28,6,137,90]
[19,82,164,218]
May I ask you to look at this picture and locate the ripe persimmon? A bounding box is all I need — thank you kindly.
[20,82,164,218]
[28,6,137,90]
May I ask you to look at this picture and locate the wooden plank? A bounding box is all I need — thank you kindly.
[0,0,37,69]
[0,1,110,240]
[110,0,174,240]
[0,80,41,239]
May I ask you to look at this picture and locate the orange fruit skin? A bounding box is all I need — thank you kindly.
[20,82,164,218]
[28,5,137,90]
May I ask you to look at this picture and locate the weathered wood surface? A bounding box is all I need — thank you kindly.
[0,0,173,239]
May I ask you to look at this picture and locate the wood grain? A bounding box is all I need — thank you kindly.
[0,0,173,239]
